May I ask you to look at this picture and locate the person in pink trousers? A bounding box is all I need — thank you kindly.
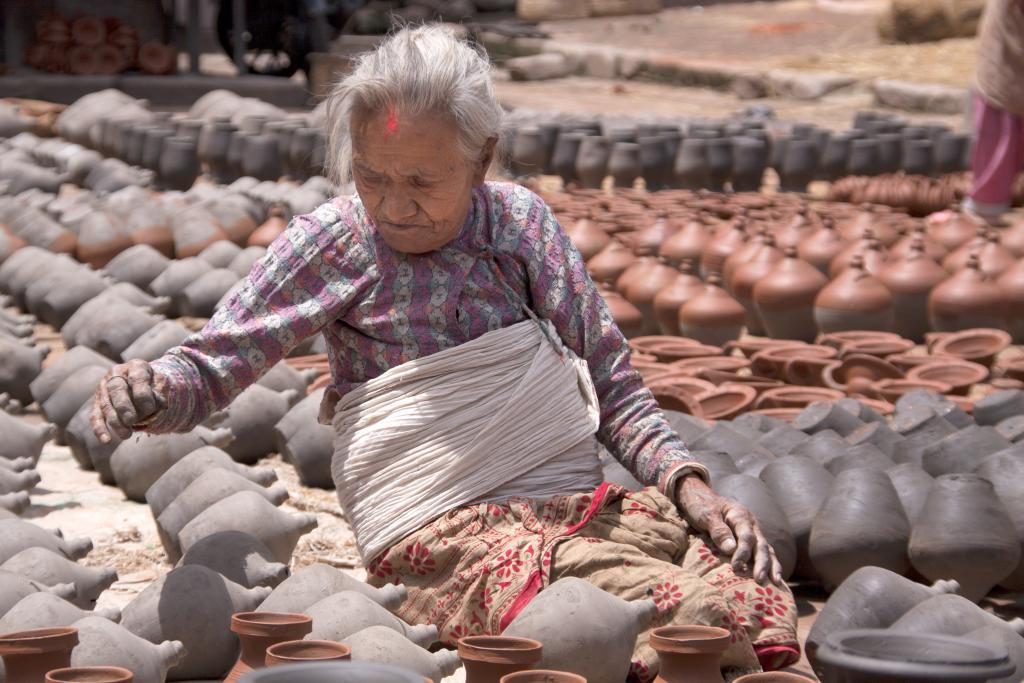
[966,0,1024,224]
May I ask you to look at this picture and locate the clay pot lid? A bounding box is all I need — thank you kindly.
[784,356,840,387]
[873,378,954,404]
[751,344,837,379]
[835,354,905,384]
[457,636,543,664]
[649,625,732,654]
[265,640,351,665]
[932,328,1012,367]
[631,360,673,383]
[839,338,915,359]
[722,337,794,358]
[231,612,313,637]
[756,386,845,409]
[671,356,752,373]
[0,626,79,654]
[45,667,134,683]
[817,330,903,350]
[697,384,757,421]
[695,370,785,394]
[630,336,723,364]
[501,671,587,683]
[907,360,989,395]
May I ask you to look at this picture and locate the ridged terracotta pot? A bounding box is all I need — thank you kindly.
[459,636,544,683]
[0,627,78,683]
[224,612,313,682]
[265,640,351,667]
[45,667,133,683]
[650,625,730,683]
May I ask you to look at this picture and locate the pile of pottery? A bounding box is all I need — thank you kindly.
[0,517,165,681]
[25,14,177,76]
[608,386,1024,602]
[552,187,1024,346]
[507,109,971,197]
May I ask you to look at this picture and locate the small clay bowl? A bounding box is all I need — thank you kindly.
[885,352,944,373]
[459,636,543,681]
[265,640,351,666]
[755,386,845,410]
[828,354,905,389]
[872,378,954,404]
[630,350,658,364]
[932,329,1013,368]
[632,360,673,383]
[647,374,717,398]
[907,360,989,395]
[751,344,838,380]
[817,330,903,350]
[696,384,758,420]
[697,371,785,395]
[671,356,752,373]
[723,337,794,358]
[784,356,838,387]
[1001,358,1024,383]
[501,671,587,683]
[46,668,133,683]
[650,385,706,417]
[839,338,916,359]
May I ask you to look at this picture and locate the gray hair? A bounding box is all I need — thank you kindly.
[324,25,504,186]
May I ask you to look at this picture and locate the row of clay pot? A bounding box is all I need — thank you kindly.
[551,188,1024,343]
[614,384,1024,604]
[26,14,176,76]
[806,566,1023,683]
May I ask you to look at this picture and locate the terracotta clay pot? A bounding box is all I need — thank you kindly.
[701,218,748,277]
[732,675,806,683]
[907,360,988,395]
[0,627,78,683]
[729,235,784,336]
[878,235,950,342]
[45,667,133,683]
[678,274,746,345]
[247,206,289,249]
[932,329,1012,368]
[943,230,1016,279]
[599,285,643,338]
[500,672,586,683]
[815,254,894,334]
[928,253,1005,332]
[753,248,829,342]
[588,240,636,285]
[873,378,953,404]
[224,612,313,682]
[927,211,980,252]
[696,384,757,421]
[659,218,710,267]
[565,219,609,261]
[797,217,847,274]
[652,260,705,336]
[649,625,730,683]
[909,474,1021,602]
[459,636,544,683]
[621,257,680,336]
[265,640,351,667]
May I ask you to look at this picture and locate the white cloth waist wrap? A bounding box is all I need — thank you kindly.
[330,319,604,563]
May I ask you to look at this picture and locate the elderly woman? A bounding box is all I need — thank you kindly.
[91,26,799,679]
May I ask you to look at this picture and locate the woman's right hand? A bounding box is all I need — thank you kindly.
[91,360,167,444]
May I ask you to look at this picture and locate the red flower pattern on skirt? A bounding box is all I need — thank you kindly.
[720,610,749,643]
[402,542,436,575]
[752,586,788,618]
[651,581,684,612]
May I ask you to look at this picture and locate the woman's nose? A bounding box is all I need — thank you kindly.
[379,190,418,222]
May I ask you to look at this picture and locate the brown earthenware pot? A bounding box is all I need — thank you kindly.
[752,247,829,342]
[45,668,133,683]
[838,338,915,359]
[621,256,682,336]
[0,627,78,683]
[750,344,837,381]
[659,217,710,266]
[997,259,1024,343]
[600,284,644,338]
[671,356,752,374]
[697,384,758,420]
[224,612,313,682]
[501,671,586,683]
[878,235,951,342]
[459,636,544,683]
[907,360,988,395]
[931,328,1012,368]
[756,386,845,409]
[652,259,706,336]
[814,254,895,334]
[926,211,980,252]
[797,216,847,274]
[678,274,746,346]
[701,218,748,277]
[264,640,351,667]
[730,235,784,336]
[588,239,637,285]
[247,205,289,249]
[873,378,953,404]
[650,625,730,683]
[565,218,609,261]
[823,354,904,395]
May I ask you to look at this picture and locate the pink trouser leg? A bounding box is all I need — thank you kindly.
[971,92,1024,208]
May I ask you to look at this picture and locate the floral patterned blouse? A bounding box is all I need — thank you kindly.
[148,181,704,496]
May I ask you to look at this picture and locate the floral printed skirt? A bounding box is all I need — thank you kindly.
[366,483,800,680]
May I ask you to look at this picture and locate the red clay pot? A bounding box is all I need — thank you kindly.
[756,386,845,409]
[0,627,78,683]
[264,640,351,667]
[650,625,730,683]
[932,328,1012,368]
[697,384,758,420]
[873,378,953,404]
[45,667,133,683]
[907,360,988,395]
[224,612,313,683]
[459,636,543,683]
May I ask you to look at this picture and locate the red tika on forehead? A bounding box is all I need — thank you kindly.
[384,108,399,136]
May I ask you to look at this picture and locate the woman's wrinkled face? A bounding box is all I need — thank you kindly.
[351,107,493,254]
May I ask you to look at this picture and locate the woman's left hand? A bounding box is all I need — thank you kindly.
[674,474,784,586]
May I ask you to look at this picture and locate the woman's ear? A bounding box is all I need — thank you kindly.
[473,137,499,186]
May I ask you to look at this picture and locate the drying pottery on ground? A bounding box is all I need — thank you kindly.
[0,547,116,608]
[257,563,407,614]
[305,591,437,646]
[343,626,460,683]
[144,446,277,518]
[71,616,185,683]
[224,611,312,682]
[177,531,289,590]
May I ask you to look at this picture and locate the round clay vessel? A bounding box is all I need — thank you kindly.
[928,253,1005,332]
[759,456,834,580]
[723,229,769,288]
[943,230,1015,279]
[45,667,132,683]
[932,329,1012,368]
[649,625,730,683]
[816,628,1014,682]
[750,344,837,380]
[677,274,746,346]
[459,636,543,683]
[599,285,643,338]
[907,360,988,395]
[797,217,846,274]
[756,387,844,410]
[873,378,953,404]
[565,219,608,261]
[659,218,710,266]
[701,217,748,277]
[927,211,980,252]
[729,235,784,335]
[652,260,705,336]
[808,468,911,589]
[878,235,950,342]
[588,240,636,285]
[752,248,828,342]
[733,675,808,683]
[621,257,681,336]
[909,474,1021,602]
[814,254,894,334]
[265,640,351,666]
[0,626,78,683]
[224,612,313,682]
